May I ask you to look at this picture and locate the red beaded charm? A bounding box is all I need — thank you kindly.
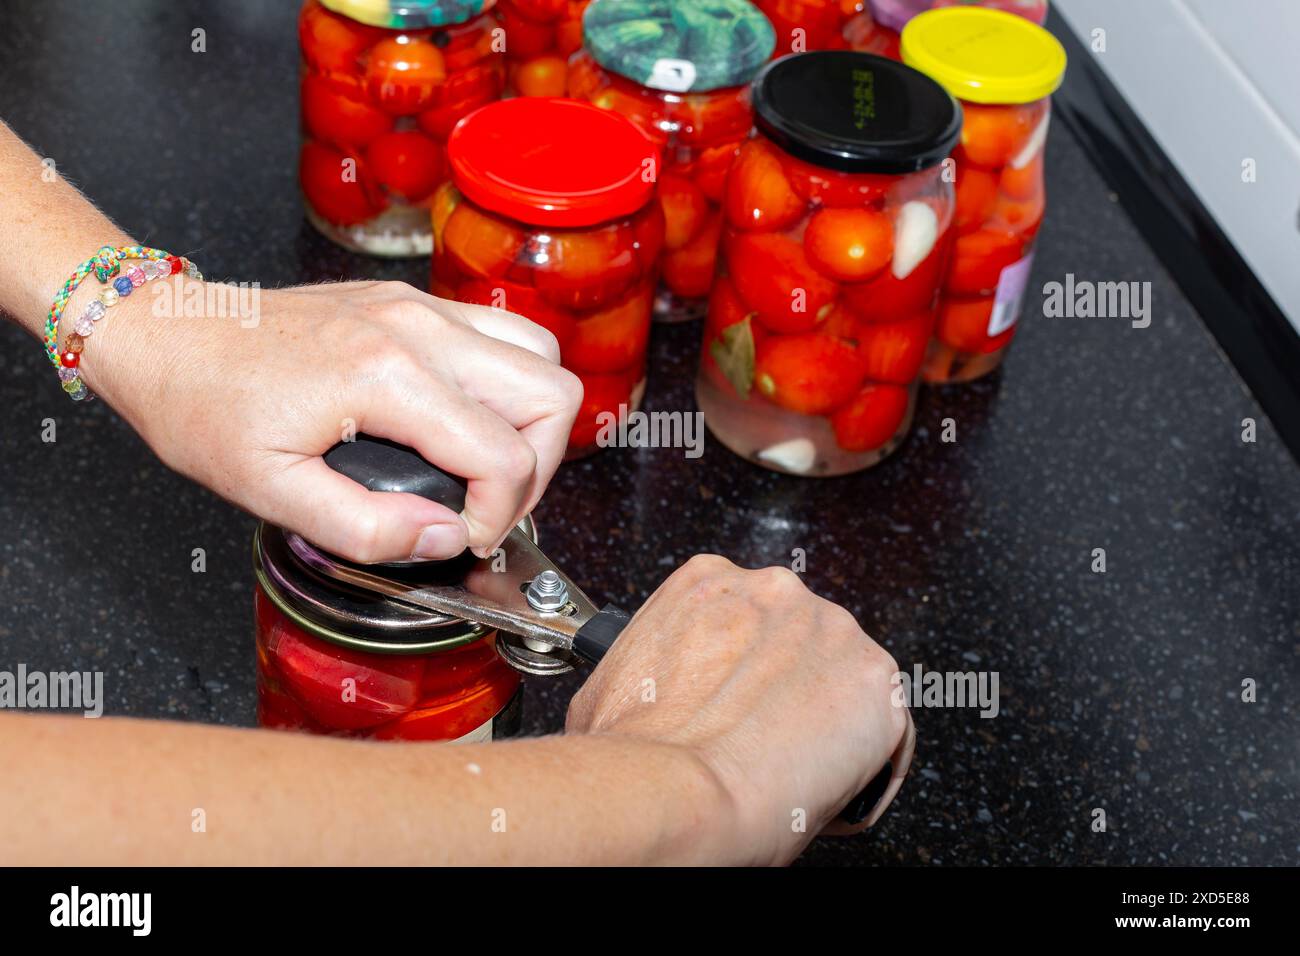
[60,350,80,368]
[165,255,182,275]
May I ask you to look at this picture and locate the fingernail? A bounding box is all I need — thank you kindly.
[413,523,465,561]
[841,762,892,825]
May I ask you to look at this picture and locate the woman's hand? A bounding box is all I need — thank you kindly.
[86,278,582,563]
[566,555,914,866]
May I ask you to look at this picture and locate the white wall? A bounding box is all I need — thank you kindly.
[1054,0,1300,332]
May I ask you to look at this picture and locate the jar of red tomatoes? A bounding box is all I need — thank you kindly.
[254,522,524,740]
[495,0,590,97]
[298,0,505,256]
[432,98,663,456]
[567,0,774,323]
[900,7,1065,382]
[698,52,961,476]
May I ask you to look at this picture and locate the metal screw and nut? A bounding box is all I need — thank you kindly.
[525,570,569,612]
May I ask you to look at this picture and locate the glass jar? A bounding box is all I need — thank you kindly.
[846,0,1048,61]
[697,52,961,477]
[755,0,849,54]
[495,0,590,97]
[253,523,524,740]
[568,0,775,323]
[900,7,1065,382]
[432,97,664,456]
[298,0,505,257]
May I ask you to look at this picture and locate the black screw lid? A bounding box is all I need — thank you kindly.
[752,51,962,175]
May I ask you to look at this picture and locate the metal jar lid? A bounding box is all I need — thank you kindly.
[253,516,536,655]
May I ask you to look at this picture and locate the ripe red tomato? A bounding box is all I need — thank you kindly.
[755,333,867,415]
[804,207,894,282]
[659,174,710,251]
[514,55,569,97]
[935,296,1014,353]
[442,202,526,279]
[781,152,892,209]
[364,130,445,202]
[725,231,839,334]
[301,72,393,149]
[662,211,724,299]
[960,101,1045,168]
[953,158,999,235]
[564,287,653,374]
[300,141,384,225]
[267,626,425,731]
[693,141,742,203]
[945,228,1025,296]
[498,3,557,58]
[533,226,641,311]
[365,36,448,115]
[724,140,807,232]
[856,311,933,384]
[569,368,641,448]
[299,0,381,74]
[830,384,911,452]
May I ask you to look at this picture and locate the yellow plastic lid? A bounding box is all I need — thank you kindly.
[901,6,1067,105]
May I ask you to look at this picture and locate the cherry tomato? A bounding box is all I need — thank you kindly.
[999,152,1043,201]
[725,231,839,333]
[804,207,894,282]
[415,62,504,139]
[499,4,556,59]
[935,295,1014,353]
[830,384,910,452]
[954,159,1000,235]
[658,174,710,251]
[301,72,393,149]
[430,181,460,253]
[514,55,569,97]
[694,141,742,203]
[299,0,382,74]
[755,333,867,415]
[633,202,667,270]
[945,228,1024,296]
[565,286,653,373]
[990,189,1045,238]
[703,274,757,343]
[533,226,641,311]
[364,130,445,202]
[456,278,578,349]
[724,140,807,232]
[662,211,724,299]
[365,36,447,115]
[856,311,933,384]
[300,141,384,225]
[555,1,590,55]
[442,202,525,279]
[267,626,425,731]
[781,152,892,209]
[675,90,754,147]
[960,101,1044,168]
[570,368,641,448]
[840,232,947,322]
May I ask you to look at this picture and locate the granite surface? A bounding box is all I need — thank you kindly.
[0,1,1296,865]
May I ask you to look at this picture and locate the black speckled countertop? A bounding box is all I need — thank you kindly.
[1,1,1296,866]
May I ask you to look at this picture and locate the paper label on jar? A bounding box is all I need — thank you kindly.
[988,252,1035,337]
[648,59,698,93]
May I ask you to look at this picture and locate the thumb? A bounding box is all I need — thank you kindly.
[263,457,469,564]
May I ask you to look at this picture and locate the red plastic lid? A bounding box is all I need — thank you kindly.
[448,98,661,228]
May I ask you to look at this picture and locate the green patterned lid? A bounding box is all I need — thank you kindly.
[583,0,776,93]
[320,0,495,29]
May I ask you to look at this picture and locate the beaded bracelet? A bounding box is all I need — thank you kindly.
[45,244,201,401]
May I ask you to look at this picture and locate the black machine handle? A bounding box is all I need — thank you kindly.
[324,436,467,513]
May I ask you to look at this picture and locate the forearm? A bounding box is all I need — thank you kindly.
[1,712,739,865]
[0,119,134,338]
